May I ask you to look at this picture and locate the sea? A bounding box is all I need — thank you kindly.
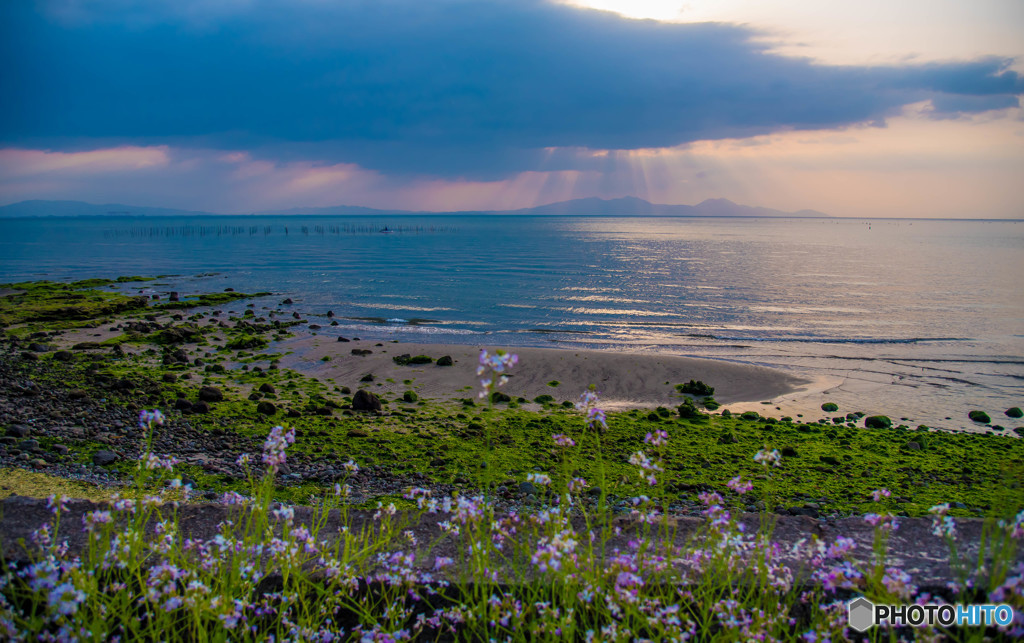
[2,215,1022,430]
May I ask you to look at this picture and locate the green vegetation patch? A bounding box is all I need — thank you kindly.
[0,280,149,327]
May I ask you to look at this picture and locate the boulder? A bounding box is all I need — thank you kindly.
[436,355,453,366]
[53,351,73,362]
[191,400,211,414]
[198,387,224,403]
[174,398,193,411]
[259,383,276,394]
[93,450,118,467]
[352,390,382,412]
[256,401,277,416]
[1005,407,1022,419]
[864,415,892,429]
[968,410,991,424]
[6,425,31,438]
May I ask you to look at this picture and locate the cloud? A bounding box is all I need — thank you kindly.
[1,0,1021,179]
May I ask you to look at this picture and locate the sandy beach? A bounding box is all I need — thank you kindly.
[273,334,812,410]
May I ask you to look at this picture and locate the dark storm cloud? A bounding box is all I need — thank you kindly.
[2,0,1021,178]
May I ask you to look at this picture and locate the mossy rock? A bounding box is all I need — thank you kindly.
[678,398,703,419]
[408,355,433,365]
[403,391,418,403]
[256,401,277,416]
[821,402,839,412]
[436,355,453,366]
[675,379,715,396]
[968,410,991,424]
[533,394,555,404]
[226,335,268,350]
[490,391,512,404]
[740,411,760,421]
[864,415,892,429]
[1005,407,1022,419]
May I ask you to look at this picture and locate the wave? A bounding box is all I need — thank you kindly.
[680,334,970,345]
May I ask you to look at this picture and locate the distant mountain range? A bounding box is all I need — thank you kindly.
[0,197,829,218]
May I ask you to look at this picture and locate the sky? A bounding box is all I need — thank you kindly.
[1,0,1022,218]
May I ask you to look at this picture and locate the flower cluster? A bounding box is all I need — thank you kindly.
[929,503,957,538]
[476,349,518,398]
[261,425,295,472]
[754,447,782,467]
[576,388,607,431]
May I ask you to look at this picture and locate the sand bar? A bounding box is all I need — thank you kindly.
[276,335,810,410]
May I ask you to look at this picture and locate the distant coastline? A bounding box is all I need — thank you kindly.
[0,196,828,219]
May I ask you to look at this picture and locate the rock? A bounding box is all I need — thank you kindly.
[93,450,118,466]
[403,391,418,403]
[169,348,189,363]
[436,355,453,366]
[819,455,840,465]
[7,425,31,438]
[32,459,48,469]
[19,351,38,361]
[348,429,369,438]
[68,389,88,400]
[281,298,293,304]
[1006,407,1023,419]
[864,415,892,429]
[519,481,537,495]
[327,310,335,318]
[286,409,302,418]
[352,349,372,356]
[248,393,262,401]
[292,312,301,319]
[337,337,350,342]
[259,383,276,394]
[392,354,412,365]
[52,444,69,456]
[790,506,820,518]
[968,410,991,424]
[821,402,839,412]
[359,373,374,382]
[315,407,333,416]
[18,440,39,451]
[169,292,180,302]
[162,373,178,383]
[352,390,382,412]
[257,401,277,416]
[191,400,211,414]
[308,324,321,330]
[28,343,50,353]
[904,441,922,450]
[781,446,799,457]
[53,351,73,362]
[198,387,224,403]
[174,398,193,411]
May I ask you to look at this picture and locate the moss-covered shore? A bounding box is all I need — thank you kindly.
[1,277,1022,520]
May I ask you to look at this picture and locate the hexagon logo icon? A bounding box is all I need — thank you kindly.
[848,597,875,632]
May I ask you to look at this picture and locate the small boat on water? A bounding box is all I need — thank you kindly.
[380,225,393,234]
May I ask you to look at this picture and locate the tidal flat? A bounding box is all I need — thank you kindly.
[1,277,1020,517]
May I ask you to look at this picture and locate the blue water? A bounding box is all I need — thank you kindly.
[2,215,1022,428]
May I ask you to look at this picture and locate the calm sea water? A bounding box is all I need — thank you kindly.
[2,215,1022,428]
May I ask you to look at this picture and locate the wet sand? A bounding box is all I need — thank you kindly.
[275,335,812,410]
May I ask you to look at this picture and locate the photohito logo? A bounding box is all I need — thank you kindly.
[847,597,1015,632]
